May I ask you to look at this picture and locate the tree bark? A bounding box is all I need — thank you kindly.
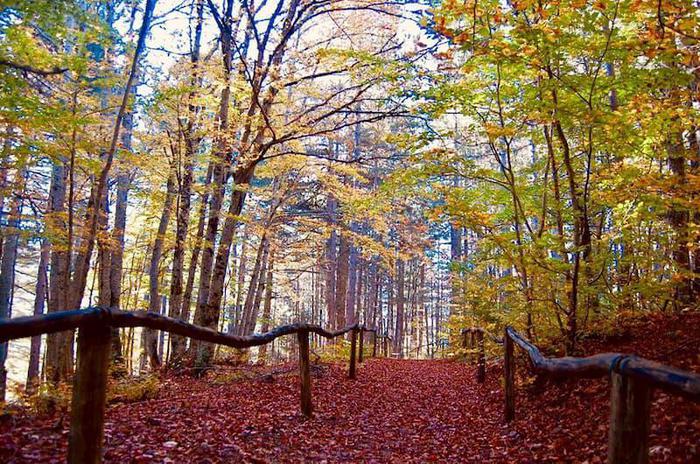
[689,127,700,298]
[27,238,49,393]
[450,216,463,316]
[191,4,234,355]
[335,234,350,330]
[108,170,129,365]
[194,176,251,367]
[393,258,405,358]
[346,244,358,325]
[145,169,176,369]
[257,252,274,364]
[181,164,213,326]
[667,134,692,307]
[0,168,25,400]
[325,225,337,329]
[249,243,268,332]
[46,159,73,383]
[97,183,111,310]
[233,233,247,328]
[168,0,204,366]
[238,234,268,336]
[107,97,137,367]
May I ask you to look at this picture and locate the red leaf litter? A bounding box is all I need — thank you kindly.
[1,313,698,463]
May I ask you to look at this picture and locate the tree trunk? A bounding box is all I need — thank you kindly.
[195,177,250,368]
[168,1,203,364]
[393,258,405,358]
[355,263,363,325]
[249,245,268,333]
[43,0,155,383]
[346,244,358,325]
[450,215,463,316]
[0,145,7,263]
[325,195,338,329]
[191,9,234,358]
[27,238,49,393]
[180,164,213,327]
[689,127,700,298]
[107,101,137,367]
[97,183,111,310]
[667,134,692,307]
[547,71,592,353]
[0,169,25,400]
[238,234,268,336]
[387,273,394,342]
[257,252,274,364]
[108,170,129,366]
[234,233,247,328]
[46,161,73,383]
[145,170,176,369]
[335,234,350,330]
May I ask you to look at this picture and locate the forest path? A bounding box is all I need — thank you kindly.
[2,357,697,462]
[112,358,518,463]
[1,359,512,463]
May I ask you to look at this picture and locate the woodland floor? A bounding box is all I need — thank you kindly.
[1,313,699,463]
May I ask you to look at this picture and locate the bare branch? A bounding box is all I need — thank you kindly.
[0,59,67,75]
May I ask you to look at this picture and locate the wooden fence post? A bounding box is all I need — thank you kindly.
[607,369,652,464]
[477,330,485,383]
[504,328,515,422]
[297,330,312,417]
[470,331,476,365]
[68,320,111,464]
[359,328,364,364]
[349,328,357,379]
[462,330,468,361]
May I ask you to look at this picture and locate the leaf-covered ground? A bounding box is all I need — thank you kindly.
[1,313,698,463]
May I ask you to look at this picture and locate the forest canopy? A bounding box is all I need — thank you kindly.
[0,0,697,399]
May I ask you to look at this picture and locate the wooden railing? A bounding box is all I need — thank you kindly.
[490,326,700,464]
[0,307,381,464]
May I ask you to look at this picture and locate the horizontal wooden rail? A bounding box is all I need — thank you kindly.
[505,327,700,399]
[503,326,700,464]
[0,307,363,464]
[0,307,357,346]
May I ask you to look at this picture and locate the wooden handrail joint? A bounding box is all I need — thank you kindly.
[500,325,700,464]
